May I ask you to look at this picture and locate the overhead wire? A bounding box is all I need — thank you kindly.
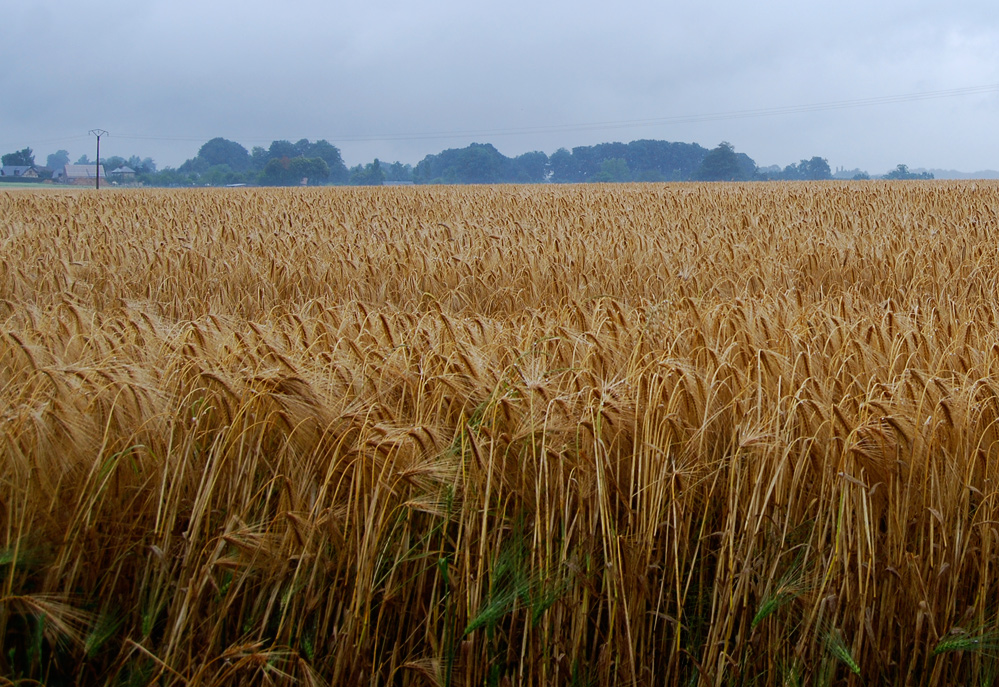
[4,82,997,153]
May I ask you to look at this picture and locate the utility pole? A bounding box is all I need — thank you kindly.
[89,129,108,189]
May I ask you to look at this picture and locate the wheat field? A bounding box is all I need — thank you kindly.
[2,182,999,685]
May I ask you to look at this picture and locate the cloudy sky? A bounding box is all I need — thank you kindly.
[3,1,998,174]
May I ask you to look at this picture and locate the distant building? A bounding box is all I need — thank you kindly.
[109,166,137,182]
[61,164,106,185]
[1,165,39,179]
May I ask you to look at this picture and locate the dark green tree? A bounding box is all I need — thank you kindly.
[383,161,414,182]
[625,139,706,180]
[2,148,35,166]
[780,162,802,180]
[147,167,197,187]
[884,164,933,180]
[293,139,312,157]
[511,151,549,182]
[127,156,156,174]
[260,156,329,185]
[350,159,386,186]
[592,157,631,182]
[413,143,509,184]
[244,139,346,183]
[774,157,832,181]
[250,146,269,171]
[46,150,70,170]
[454,143,506,183]
[102,155,128,172]
[885,163,911,179]
[548,140,710,183]
[548,148,577,183]
[196,138,251,172]
[695,142,751,181]
[306,139,348,183]
[268,140,298,160]
[289,156,330,184]
[261,157,295,185]
[571,143,629,181]
[198,165,245,186]
[800,156,832,180]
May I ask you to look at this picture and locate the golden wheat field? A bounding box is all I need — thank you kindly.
[2,181,999,686]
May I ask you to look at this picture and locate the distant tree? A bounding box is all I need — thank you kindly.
[454,144,506,183]
[127,155,156,174]
[593,157,631,182]
[383,161,413,183]
[884,164,933,180]
[306,139,348,183]
[780,162,802,180]
[196,165,249,186]
[350,159,386,186]
[763,156,831,181]
[250,146,269,171]
[799,156,832,180]
[102,155,127,172]
[2,147,35,167]
[413,143,509,184]
[46,150,70,170]
[627,139,711,181]
[197,137,251,172]
[146,167,196,187]
[268,140,298,160]
[75,154,92,165]
[885,163,911,179]
[261,158,294,185]
[625,139,695,180]
[290,156,330,185]
[695,142,751,181]
[548,148,577,183]
[510,151,549,183]
[521,140,711,184]
[243,139,346,182]
[260,156,329,185]
[571,143,629,181]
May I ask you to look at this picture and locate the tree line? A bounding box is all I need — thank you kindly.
[2,138,932,186]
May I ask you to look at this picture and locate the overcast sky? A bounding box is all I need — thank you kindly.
[3,1,998,174]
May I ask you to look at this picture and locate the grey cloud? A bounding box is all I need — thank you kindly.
[2,0,997,173]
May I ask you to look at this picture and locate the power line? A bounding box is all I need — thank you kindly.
[323,83,999,142]
[4,82,997,153]
[81,82,999,147]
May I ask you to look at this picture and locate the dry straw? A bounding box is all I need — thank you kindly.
[1,181,999,685]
